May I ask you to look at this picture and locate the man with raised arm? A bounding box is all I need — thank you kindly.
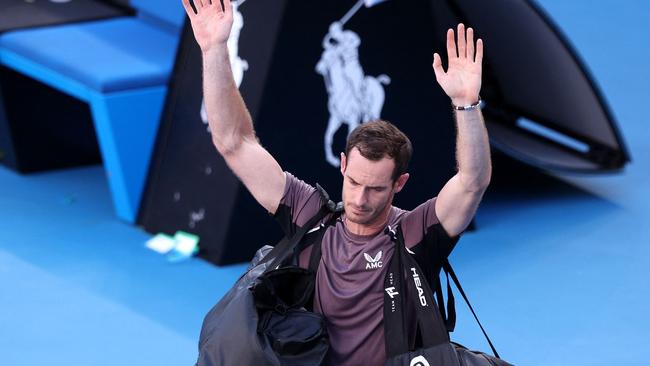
[183,0,491,364]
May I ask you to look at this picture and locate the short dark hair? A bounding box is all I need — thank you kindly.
[345,120,413,181]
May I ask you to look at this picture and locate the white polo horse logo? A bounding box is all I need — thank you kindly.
[201,1,248,130]
[316,22,390,167]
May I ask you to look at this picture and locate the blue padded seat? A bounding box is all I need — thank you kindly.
[0,18,177,93]
[0,0,184,222]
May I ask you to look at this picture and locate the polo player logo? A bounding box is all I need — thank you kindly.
[410,355,431,366]
[201,1,248,130]
[364,250,383,270]
[316,21,390,167]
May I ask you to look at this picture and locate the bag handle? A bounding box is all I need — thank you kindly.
[432,265,456,332]
[442,259,501,359]
[418,227,502,358]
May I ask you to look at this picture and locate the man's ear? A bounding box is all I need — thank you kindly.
[393,173,410,193]
[340,152,347,176]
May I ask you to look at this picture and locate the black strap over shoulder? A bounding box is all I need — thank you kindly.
[315,183,344,213]
[385,224,502,359]
[261,183,343,274]
[384,225,449,357]
[306,213,339,272]
[442,259,500,359]
[306,183,343,272]
[432,265,456,332]
[260,204,331,272]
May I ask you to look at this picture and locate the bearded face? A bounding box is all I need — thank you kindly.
[340,148,408,227]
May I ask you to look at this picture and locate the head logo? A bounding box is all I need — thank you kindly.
[410,355,430,366]
[364,250,383,270]
[410,267,427,306]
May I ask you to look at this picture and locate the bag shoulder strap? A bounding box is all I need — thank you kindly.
[306,213,339,272]
[262,183,342,272]
[387,225,503,359]
[383,225,449,357]
[261,204,330,272]
[442,259,501,359]
[306,183,343,272]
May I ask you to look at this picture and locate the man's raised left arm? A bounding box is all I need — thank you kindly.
[433,23,491,237]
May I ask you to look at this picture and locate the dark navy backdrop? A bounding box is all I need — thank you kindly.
[139,1,459,265]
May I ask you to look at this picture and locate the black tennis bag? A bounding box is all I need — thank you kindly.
[383,226,514,366]
[196,199,340,366]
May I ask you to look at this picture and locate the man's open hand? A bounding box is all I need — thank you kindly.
[432,23,483,107]
[182,0,233,53]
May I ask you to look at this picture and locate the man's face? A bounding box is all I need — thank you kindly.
[340,148,408,226]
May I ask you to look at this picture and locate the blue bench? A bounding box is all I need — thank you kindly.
[0,0,185,222]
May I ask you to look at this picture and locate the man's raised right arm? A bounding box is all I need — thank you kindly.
[183,0,286,214]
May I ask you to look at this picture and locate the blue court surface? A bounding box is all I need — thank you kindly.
[1,1,648,365]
